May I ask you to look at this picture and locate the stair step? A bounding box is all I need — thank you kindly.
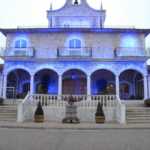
[127,115,150,117]
[127,109,150,111]
[0,105,17,122]
[126,106,150,124]
[0,119,16,121]
[127,113,150,115]
[127,120,150,123]
[0,114,16,117]
[127,117,150,119]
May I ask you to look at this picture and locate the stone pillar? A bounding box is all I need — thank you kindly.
[30,75,34,95]
[87,75,91,101]
[116,75,120,99]
[148,75,150,98]
[3,74,7,99]
[144,75,148,99]
[58,75,62,100]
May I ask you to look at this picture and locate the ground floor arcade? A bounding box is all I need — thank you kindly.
[2,64,147,100]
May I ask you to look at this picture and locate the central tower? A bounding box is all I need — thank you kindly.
[47,0,106,28]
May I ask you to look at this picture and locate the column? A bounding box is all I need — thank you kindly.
[116,75,120,99]
[148,75,150,98]
[144,75,148,99]
[30,75,34,95]
[87,75,91,101]
[58,75,62,99]
[3,74,7,99]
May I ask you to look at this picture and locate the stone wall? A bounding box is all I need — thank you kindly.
[23,105,117,123]
[6,32,145,50]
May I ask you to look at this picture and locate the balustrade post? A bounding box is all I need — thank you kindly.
[144,75,148,100]
[116,75,120,100]
[148,75,150,98]
[30,75,34,95]
[3,74,7,99]
[58,75,62,100]
[87,75,91,101]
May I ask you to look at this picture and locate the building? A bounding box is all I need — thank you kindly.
[0,0,150,101]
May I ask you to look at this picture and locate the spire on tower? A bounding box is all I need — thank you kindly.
[49,1,53,28]
[50,1,53,11]
[100,0,103,10]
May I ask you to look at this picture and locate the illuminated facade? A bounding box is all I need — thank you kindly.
[0,0,150,100]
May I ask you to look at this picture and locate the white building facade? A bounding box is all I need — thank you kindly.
[0,0,150,101]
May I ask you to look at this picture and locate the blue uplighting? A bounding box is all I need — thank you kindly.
[120,34,139,47]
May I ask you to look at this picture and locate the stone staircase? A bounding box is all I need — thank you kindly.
[126,106,150,124]
[0,105,17,122]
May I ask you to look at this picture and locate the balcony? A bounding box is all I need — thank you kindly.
[115,47,146,57]
[57,47,92,58]
[0,46,149,60]
[0,47,35,58]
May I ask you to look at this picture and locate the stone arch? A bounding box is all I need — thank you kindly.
[91,69,116,95]
[119,69,144,100]
[34,69,58,94]
[91,68,116,77]
[33,66,59,76]
[7,69,30,99]
[118,66,145,77]
[62,67,87,76]
[62,69,87,95]
[6,66,31,77]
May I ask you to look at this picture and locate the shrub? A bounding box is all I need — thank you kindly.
[0,97,4,105]
[95,102,104,117]
[144,99,150,107]
[35,101,44,115]
[34,101,44,122]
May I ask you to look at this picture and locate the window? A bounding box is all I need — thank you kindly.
[69,39,81,48]
[15,39,27,48]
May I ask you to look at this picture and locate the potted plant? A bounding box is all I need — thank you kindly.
[144,99,150,107]
[34,101,44,122]
[95,102,105,123]
[0,97,4,105]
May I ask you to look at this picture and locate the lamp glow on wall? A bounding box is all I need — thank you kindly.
[120,34,139,48]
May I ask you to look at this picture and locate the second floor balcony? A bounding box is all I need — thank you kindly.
[0,47,35,58]
[57,47,92,58]
[0,47,149,60]
[115,47,146,57]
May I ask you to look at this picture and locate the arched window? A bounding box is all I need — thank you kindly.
[69,39,81,48]
[15,39,27,48]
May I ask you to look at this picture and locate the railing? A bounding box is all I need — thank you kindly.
[57,47,92,57]
[17,94,126,123]
[17,92,30,122]
[0,47,35,58]
[115,47,146,57]
[23,94,117,107]
[146,48,150,56]
[115,96,126,124]
[16,25,137,29]
[1,46,148,59]
[28,94,65,107]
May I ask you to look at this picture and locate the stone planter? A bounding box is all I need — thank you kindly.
[34,101,44,123]
[95,102,105,124]
[95,116,105,124]
[144,99,150,107]
[34,115,44,123]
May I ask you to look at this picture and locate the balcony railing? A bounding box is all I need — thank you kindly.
[0,47,35,58]
[115,47,146,57]
[57,47,92,58]
[1,47,149,60]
